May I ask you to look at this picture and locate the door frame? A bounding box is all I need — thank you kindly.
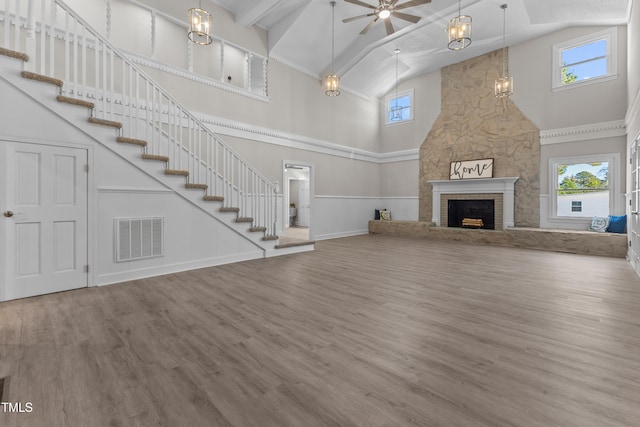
[282,160,314,240]
[630,132,640,277]
[1,138,96,294]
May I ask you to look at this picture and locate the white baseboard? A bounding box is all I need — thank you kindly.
[96,251,263,286]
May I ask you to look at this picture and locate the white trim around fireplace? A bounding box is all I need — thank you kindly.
[428,177,519,229]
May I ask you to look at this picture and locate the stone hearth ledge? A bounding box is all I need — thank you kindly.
[368,220,627,258]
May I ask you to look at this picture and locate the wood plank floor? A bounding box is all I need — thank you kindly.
[1,234,640,426]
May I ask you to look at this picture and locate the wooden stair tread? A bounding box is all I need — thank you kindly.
[141,153,169,162]
[185,183,208,190]
[116,136,147,146]
[249,226,267,232]
[89,117,123,129]
[203,195,224,202]
[21,71,63,87]
[165,169,189,176]
[262,235,278,241]
[236,217,253,223]
[56,95,94,109]
[220,207,240,213]
[275,240,315,249]
[0,47,29,62]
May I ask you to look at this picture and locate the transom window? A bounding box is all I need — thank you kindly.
[385,89,414,125]
[552,28,617,90]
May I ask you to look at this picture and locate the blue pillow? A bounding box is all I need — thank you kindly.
[607,215,627,233]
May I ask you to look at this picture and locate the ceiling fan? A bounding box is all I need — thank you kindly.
[342,0,431,36]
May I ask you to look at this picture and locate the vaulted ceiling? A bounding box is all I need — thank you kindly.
[208,0,630,98]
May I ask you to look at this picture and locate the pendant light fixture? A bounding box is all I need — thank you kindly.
[495,4,513,98]
[390,48,402,122]
[324,1,340,96]
[447,0,472,50]
[188,0,213,45]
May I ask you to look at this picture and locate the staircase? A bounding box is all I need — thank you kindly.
[0,0,312,256]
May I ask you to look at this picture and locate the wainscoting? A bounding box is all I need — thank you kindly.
[313,196,418,240]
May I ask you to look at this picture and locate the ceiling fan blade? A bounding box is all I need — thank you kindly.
[394,0,431,11]
[344,0,377,10]
[384,18,395,35]
[389,0,401,6]
[360,17,379,35]
[343,13,375,23]
[391,11,421,23]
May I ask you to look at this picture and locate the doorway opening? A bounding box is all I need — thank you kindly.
[283,162,312,242]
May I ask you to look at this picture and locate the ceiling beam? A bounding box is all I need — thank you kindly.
[268,2,313,53]
[235,0,285,28]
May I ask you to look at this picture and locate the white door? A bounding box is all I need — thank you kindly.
[297,179,310,227]
[0,142,88,301]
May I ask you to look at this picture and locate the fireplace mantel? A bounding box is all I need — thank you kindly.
[428,177,518,229]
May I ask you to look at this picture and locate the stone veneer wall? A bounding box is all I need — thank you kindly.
[419,49,540,227]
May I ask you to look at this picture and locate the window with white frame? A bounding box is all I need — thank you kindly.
[549,153,619,219]
[385,89,413,125]
[552,28,617,90]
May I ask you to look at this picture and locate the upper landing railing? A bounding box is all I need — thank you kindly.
[0,0,278,237]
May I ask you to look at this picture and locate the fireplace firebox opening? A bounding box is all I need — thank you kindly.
[448,199,495,230]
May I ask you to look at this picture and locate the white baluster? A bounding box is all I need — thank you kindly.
[25,0,36,72]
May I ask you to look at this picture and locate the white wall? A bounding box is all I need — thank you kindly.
[313,196,419,240]
[379,70,441,153]
[511,25,628,229]
[511,26,628,130]
[0,72,263,287]
[13,0,637,241]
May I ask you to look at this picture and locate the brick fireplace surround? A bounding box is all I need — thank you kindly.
[428,177,518,230]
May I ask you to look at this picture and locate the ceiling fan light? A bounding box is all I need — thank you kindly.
[188,7,213,45]
[447,15,472,50]
[378,9,391,19]
[324,74,341,96]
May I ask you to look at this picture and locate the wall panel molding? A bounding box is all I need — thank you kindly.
[540,120,627,145]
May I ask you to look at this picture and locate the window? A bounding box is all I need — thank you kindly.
[385,88,413,125]
[549,153,619,220]
[552,28,617,90]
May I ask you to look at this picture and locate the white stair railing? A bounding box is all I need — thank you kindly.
[0,0,278,237]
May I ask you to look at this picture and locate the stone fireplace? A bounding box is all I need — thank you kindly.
[419,49,540,227]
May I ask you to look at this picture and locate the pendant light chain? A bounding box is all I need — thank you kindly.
[502,4,507,77]
[331,1,336,74]
[391,48,401,121]
[495,3,513,98]
[324,1,340,96]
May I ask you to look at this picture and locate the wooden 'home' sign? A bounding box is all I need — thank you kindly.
[449,158,494,180]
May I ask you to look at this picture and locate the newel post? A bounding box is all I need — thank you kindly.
[274,181,281,235]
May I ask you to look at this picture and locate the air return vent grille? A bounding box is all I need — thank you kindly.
[115,217,164,262]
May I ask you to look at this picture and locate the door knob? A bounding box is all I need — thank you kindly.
[3,210,14,218]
